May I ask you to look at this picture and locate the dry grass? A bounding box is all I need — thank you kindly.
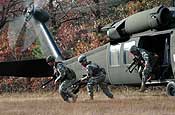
[0,86,175,115]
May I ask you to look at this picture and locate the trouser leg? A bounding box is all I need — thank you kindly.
[59,80,77,102]
[140,67,151,92]
[140,79,145,92]
[99,82,113,98]
[59,85,69,102]
[87,82,94,100]
[67,88,78,102]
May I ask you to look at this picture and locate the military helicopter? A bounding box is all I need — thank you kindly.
[1,0,175,96]
[103,5,175,96]
[64,5,175,96]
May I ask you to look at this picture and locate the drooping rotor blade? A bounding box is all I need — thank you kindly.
[34,0,47,8]
[22,21,36,52]
[7,0,34,50]
[8,16,36,53]
[7,16,25,50]
[14,19,36,52]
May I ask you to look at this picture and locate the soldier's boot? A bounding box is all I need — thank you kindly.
[64,99,71,103]
[139,82,145,92]
[69,93,78,103]
[108,94,114,99]
[88,93,93,100]
[72,94,78,103]
[63,96,71,103]
[90,95,94,100]
[104,91,114,99]
[60,91,70,103]
[67,88,78,103]
[100,85,114,99]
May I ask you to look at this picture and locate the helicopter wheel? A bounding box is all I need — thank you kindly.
[166,81,175,96]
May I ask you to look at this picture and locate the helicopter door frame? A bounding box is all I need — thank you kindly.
[170,30,175,78]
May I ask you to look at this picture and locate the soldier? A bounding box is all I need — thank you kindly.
[46,55,78,103]
[129,45,158,92]
[78,55,114,100]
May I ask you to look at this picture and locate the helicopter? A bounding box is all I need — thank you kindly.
[0,0,175,96]
[64,5,175,96]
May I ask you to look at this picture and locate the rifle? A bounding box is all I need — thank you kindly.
[40,76,57,88]
[126,56,144,73]
[70,75,89,94]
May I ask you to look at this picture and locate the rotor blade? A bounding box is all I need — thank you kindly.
[8,17,37,54]
[24,0,34,7]
[34,0,47,8]
[20,19,36,52]
[7,0,34,50]
[7,16,25,49]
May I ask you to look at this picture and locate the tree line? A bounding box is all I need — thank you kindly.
[0,0,171,92]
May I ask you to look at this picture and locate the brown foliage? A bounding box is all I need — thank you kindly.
[0,0,172,92]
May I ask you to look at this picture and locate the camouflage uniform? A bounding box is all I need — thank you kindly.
[138,49,152,91]
[54,63,77,102]
[130,46,155,92]
[85,61,113,99]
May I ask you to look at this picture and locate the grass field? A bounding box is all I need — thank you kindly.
[0,86,175,115]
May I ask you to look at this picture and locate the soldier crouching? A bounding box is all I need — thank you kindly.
[46,55,78,103]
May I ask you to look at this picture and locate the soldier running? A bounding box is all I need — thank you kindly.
[78,55,114,100]
[46,55,78,103]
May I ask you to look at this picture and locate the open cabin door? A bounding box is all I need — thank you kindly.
[107,40,141,85]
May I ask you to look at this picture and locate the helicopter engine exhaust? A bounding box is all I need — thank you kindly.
[125,5,170,34]
[107,5,171,44]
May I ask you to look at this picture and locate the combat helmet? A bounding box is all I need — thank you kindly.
[46,55,55,63]
[78,55,87,63]
[130,45,138,54]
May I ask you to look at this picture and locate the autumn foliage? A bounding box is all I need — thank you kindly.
[0,0,172,92]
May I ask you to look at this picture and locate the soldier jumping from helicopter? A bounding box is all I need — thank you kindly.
[129,45,159,92]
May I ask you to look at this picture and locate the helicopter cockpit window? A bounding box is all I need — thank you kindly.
[109,44,121,66]
[123,41,136,64]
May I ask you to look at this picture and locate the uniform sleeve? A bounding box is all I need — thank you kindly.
[141,51,150,65]
[86,65,93,77]
[55,63,66,82]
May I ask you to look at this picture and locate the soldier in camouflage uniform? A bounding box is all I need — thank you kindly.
[46,55,78,103]
[129,45,158,92]
[78,55,113,100]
